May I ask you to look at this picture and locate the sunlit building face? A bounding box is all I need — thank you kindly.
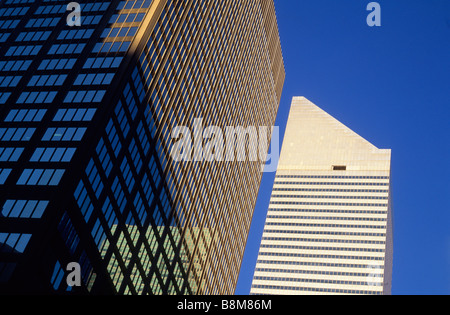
[251,97,393,295]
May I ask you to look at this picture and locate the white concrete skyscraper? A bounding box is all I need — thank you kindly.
[251,97,393,295]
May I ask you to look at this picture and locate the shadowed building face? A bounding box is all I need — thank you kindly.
[0,0,284,294]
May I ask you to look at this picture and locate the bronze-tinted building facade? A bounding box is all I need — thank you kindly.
[0,0,284,294]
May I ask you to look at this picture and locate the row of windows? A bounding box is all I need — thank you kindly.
[34,2,109,15]
[5,45,41,56]
[269,201,388,207]
[28,74,67,87]
[5,0,34,5]
[53,108,96,122]
[25,17,60,28]
[271,194,389,200]
[1,199,48,218]
[83,56,123,69]
[117,0,153,10]
[30,147,76,163]
[261,237,386,245]
[264,222,387,229]
[251,284,382,295]
[74,73,115,86]
[0,75,22,87]
[253,276,382,287]
[263,229,386,237]
[34,4,66,15]
[0,59,33,72]
[259,244,385,253]
[16,30,51,42]
[256,259,383,270]
[272,188,389,193]
[17,168,65,186]
[0,6,29,17]
[255,268,383,279]
[74,180,95,223]
[48,43,85,55]
[57,29,94,41]
[4,109,47,122]
[0,233,32,253]
[64,90,106,104]
[267,208,388,215]
[266,215,387,222]
[92,41,131,54]
[41,127,87,142]
[0,19,20,29]
[0,127,35,142]
[17,91,57,104]
[258,252,385,261]
[78,2,111,12]
[0,147,24,162]
[274,181,389,187]
[101,27,138,39]
[58,211,80,256]
[276,175,390,180]
[38,58,77,71]
[110,12,146,24]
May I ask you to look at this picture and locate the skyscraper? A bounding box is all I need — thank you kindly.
[251,97,393,295]
[0,0,284,294]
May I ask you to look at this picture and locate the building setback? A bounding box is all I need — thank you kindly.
[251,97,393,295]
[0,0,284,294]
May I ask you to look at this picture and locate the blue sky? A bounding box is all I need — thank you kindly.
[236,0,450,295]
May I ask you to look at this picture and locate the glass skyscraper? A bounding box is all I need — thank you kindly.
[0,0,284,294]
[251,97,393,295]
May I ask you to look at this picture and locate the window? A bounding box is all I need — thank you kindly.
[50,261,64,290]
[0,92,11,104]
[0,169,12,185]
[333,165,347,171]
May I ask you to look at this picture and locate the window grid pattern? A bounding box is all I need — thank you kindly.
[252,173,391,296]
[70,0,284,295]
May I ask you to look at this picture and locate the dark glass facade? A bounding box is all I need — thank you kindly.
[0,0,284,294]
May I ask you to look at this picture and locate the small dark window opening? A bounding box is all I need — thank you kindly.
[333,166,347,171]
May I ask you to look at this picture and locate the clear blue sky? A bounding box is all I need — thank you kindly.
[236,0,450,295]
